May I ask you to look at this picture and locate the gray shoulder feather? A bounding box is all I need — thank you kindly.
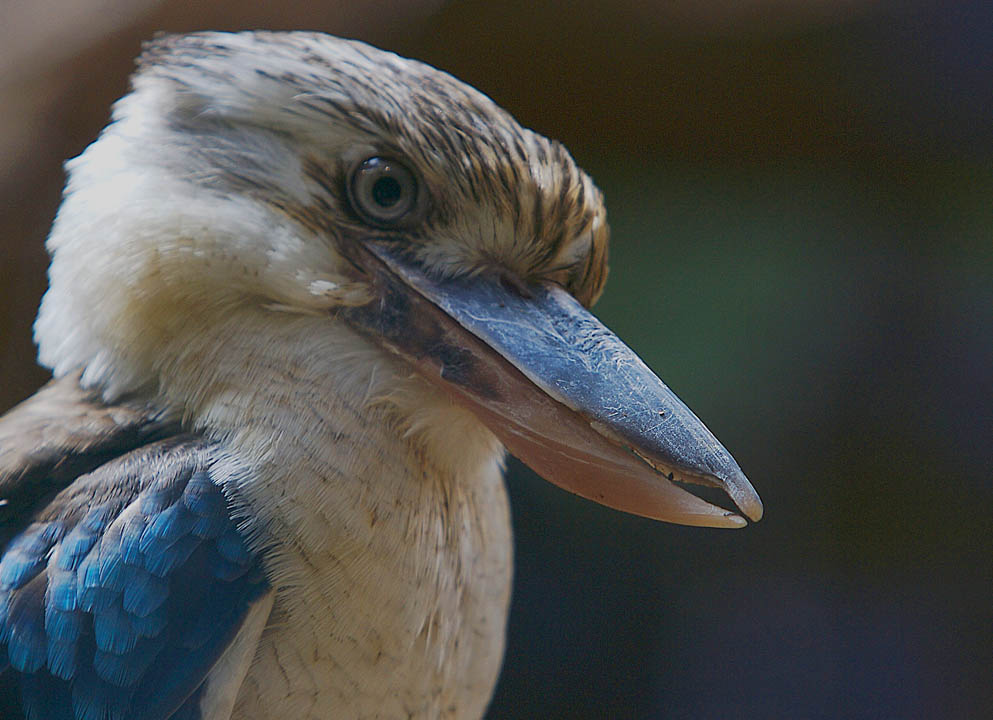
[0,374,178,544]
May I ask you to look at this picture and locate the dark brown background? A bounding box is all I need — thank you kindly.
[2,1,990,717]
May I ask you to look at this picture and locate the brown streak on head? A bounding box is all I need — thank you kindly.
[140,31,611,308]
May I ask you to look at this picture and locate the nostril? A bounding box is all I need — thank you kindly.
[499,271,533,299]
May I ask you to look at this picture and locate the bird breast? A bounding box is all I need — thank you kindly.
[160,307,514,718]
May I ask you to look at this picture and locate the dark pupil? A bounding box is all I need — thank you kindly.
[371,176,403,207]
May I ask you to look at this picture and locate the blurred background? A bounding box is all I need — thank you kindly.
[1,1,990,717]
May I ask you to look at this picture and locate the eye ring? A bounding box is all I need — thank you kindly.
[347,156,421,228]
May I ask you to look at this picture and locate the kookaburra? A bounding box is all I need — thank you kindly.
[0,31,762,720]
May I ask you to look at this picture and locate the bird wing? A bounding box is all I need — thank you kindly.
[0,377,272,720]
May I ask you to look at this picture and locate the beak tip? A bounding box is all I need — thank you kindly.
[729,485,763,525]
[734,482,764,523]
[728,480,765,522]
[725,513,748,529]
[714,464,763,524]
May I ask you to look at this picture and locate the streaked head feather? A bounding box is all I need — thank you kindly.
[36,31,608,403]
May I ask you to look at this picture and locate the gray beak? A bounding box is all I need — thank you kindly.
[340,240,762,528]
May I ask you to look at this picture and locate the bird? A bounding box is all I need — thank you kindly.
[0,31,762,720]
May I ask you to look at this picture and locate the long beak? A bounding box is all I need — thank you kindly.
[339,240,763,528]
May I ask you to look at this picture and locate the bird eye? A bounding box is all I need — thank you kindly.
[347,157,420,227]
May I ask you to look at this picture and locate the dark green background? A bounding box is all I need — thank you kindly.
[2,1,989,717]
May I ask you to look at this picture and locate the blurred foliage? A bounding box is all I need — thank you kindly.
[493,154,991,718]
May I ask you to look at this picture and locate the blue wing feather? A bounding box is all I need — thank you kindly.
[0,434,269,720]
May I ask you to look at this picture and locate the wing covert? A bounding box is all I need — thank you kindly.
[0,389,270,720]
[0,375,179,548]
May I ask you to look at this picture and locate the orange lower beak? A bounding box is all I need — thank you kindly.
[340,240,762,528]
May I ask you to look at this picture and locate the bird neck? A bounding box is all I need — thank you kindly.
[150,308,513,714]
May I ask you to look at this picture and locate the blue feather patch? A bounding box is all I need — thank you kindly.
[0,437,269,720]
[0,523,65,591]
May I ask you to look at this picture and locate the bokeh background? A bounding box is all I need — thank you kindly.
[2,1,990,717]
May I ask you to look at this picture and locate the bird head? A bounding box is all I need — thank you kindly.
[34,31,761,528]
